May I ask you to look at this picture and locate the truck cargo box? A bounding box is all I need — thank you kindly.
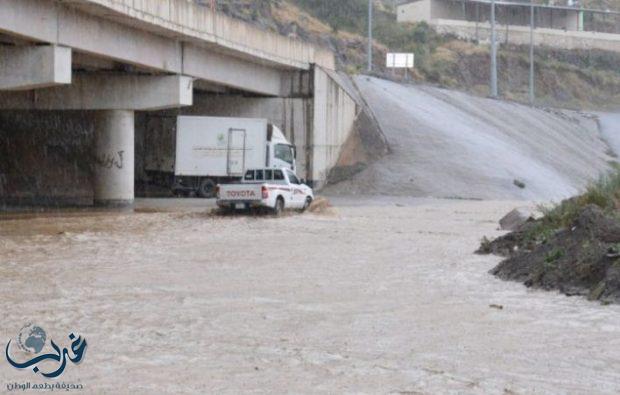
[174,116,269,177]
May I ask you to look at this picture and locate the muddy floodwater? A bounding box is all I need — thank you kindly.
[1,198,619,394]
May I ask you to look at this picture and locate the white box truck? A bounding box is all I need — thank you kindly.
[144,116,297,198]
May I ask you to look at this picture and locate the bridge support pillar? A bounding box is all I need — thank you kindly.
[93,110,134,208]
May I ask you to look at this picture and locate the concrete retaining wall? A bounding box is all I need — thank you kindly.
[310,68,359,189]
[398,0,580,31]
[433,19,620,52]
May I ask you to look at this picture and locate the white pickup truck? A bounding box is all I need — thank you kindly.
[216,168,314,215]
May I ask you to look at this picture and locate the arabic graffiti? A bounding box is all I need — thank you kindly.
[5,333,87,379]
[95,150,124,169]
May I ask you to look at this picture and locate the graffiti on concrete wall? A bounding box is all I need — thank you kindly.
[95,151,124,170]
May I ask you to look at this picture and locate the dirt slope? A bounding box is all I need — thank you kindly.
[325,77,615,200]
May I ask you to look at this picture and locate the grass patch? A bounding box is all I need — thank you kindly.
[524,169,620,245]
[544,248,564,266]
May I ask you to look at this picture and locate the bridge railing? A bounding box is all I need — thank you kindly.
[79,0,335,70]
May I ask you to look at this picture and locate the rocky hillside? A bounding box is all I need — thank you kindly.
[204,0,620,110]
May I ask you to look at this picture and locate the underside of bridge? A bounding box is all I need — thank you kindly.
[0,0,359,208]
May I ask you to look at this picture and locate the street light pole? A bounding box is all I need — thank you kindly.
[529,1,535,104]
[490,0,498,97]
[368,0,373,73]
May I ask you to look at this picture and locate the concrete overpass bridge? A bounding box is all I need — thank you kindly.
[0,0,358,207]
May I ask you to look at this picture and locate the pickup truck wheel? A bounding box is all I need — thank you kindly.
[197,178,216,198]
[273,197,284,216]
[300,196,313,212]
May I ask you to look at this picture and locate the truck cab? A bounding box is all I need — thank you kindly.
[267,125,296,172]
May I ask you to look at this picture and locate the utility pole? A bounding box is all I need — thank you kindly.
[490,0,498,98]
[529,1,535,104]
[368,0,373,73]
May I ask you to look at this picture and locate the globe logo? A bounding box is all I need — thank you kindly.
[17,324,46,354]
[6,324,87,379]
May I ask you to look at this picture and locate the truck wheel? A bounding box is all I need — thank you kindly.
[300,196,313,213]
[197,178,216,198]
[273,197,284,216]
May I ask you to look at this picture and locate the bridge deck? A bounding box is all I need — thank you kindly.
[64,0,335,70]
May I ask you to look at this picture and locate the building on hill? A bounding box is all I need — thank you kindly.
[397,0,620,52]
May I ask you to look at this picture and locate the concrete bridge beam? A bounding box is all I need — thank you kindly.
[0,0,323,97]
[93,110,134,207]
[182,44,283,96]
[0,46,72,90]
[0,74,194,111]
[281,70,313,98]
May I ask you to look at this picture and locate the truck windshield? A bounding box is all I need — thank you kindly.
[286,170,301,185]
[275,144,294,164]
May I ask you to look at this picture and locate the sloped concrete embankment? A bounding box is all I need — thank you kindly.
[325,76,615,201]
[323,72,389,185]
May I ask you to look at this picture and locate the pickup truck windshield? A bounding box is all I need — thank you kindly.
[286,169,300,185]
[275,144,294,164]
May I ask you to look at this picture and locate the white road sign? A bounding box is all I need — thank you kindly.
[386,53,414,68]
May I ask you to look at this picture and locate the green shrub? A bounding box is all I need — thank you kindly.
[524,168,620,246]
[577,169,620,211]
[545,248,564,263]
